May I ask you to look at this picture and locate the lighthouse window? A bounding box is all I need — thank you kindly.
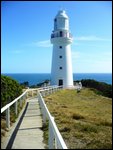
[59,67,62,70]
[59,56,62,58]
[54,18,57,22]
[60,31,63,37]
[59,46,62,49]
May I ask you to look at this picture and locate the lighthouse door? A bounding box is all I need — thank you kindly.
[59,79,63,86]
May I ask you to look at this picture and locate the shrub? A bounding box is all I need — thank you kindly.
[81,79,112,98]
[1,75,23,108]
[81,124,98,133]
[72,113,84,120]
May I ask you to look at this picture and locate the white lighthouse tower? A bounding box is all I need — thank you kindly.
[51,10,73,88]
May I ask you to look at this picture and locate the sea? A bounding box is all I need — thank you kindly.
[2,73,112,86]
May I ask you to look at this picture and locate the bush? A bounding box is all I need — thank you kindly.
[81,79,112,98]
[20,81,29,88]
[1,75,23,108]
[72,113,84,120]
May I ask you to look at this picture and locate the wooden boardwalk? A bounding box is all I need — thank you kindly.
[1,97,46,149]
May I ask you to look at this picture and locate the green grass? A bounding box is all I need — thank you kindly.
[44,88,112,149]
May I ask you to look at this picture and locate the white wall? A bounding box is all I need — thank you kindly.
[51,43,73,88]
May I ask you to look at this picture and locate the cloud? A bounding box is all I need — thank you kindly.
[73,36,112,41]
[31,40,52,48]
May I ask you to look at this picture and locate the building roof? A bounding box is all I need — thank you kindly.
[55,10,68,19]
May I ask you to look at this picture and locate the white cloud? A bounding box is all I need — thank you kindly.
[31,40,52,48]
[73,36,112,41]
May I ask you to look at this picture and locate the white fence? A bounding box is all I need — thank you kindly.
[38,86,67,149]
[1,89,30,128]
[1,85,67,149]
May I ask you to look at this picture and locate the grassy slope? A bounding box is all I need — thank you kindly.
[44,88,112,149]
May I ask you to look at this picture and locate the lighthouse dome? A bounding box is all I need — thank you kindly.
[54,10,69,31]
[55,10,68,19]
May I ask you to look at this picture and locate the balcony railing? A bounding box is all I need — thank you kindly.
[51,32,72,39]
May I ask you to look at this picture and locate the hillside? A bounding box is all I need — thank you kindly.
[44,88,112,149]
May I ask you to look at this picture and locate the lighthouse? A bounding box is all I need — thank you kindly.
[50,10,73,88]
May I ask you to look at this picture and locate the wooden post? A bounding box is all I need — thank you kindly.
[20,97,22,108]
[37,90,38,96]
[27,92,29,98]
[48,118,54,149]
[43,91,45,97]
[15,101,18,115]
[45,90,47,96]
[42,107,46,125]
[6,107,10,128]
[55,138,58,149]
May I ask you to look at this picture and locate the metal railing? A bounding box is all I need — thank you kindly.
[1,85,67,149]
[51,32,72,39]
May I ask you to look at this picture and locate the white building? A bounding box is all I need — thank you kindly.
[50,10,73,88]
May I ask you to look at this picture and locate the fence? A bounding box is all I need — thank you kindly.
[1,85,67,149]
[38,86,67,149]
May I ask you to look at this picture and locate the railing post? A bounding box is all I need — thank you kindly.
[6,107,10,128]
[48,89,49,95]
[32,90,33,97]
[25,92,27,99]
[55,138,58,149]
[43,91,45,97]
[23,95,25,104]
[40,95,46,124]
[27,91,29,98]
[51,88,52,94]
[45,90,46,96]
[15,101,18,115]
[37,90,38,96]
[20,97,22,108]
[48,117,54,149]
[42,91,44,97]
[42,107,46,125]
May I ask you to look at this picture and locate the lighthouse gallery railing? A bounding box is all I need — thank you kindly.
[1,86,67,149]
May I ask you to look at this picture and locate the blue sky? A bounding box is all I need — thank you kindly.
[1,1,112,73]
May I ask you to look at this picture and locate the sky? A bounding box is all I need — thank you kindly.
[1,1,112,73]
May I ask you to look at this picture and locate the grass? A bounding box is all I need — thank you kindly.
[44,88,112,149]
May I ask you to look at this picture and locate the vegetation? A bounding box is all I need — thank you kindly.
[44,88,112,149]
[74,79,112,98]
[20,81,29,88]
[1,75,24,138]
[1,75,23,107]
[30,80,50,88]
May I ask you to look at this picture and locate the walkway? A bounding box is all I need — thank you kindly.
[1,97,46,149]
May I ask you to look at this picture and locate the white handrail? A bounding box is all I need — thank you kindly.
[1,85,67,149]
[1,89,29,113]
[38,86,67,149]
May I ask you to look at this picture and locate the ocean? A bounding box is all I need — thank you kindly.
[2,73,112,86]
